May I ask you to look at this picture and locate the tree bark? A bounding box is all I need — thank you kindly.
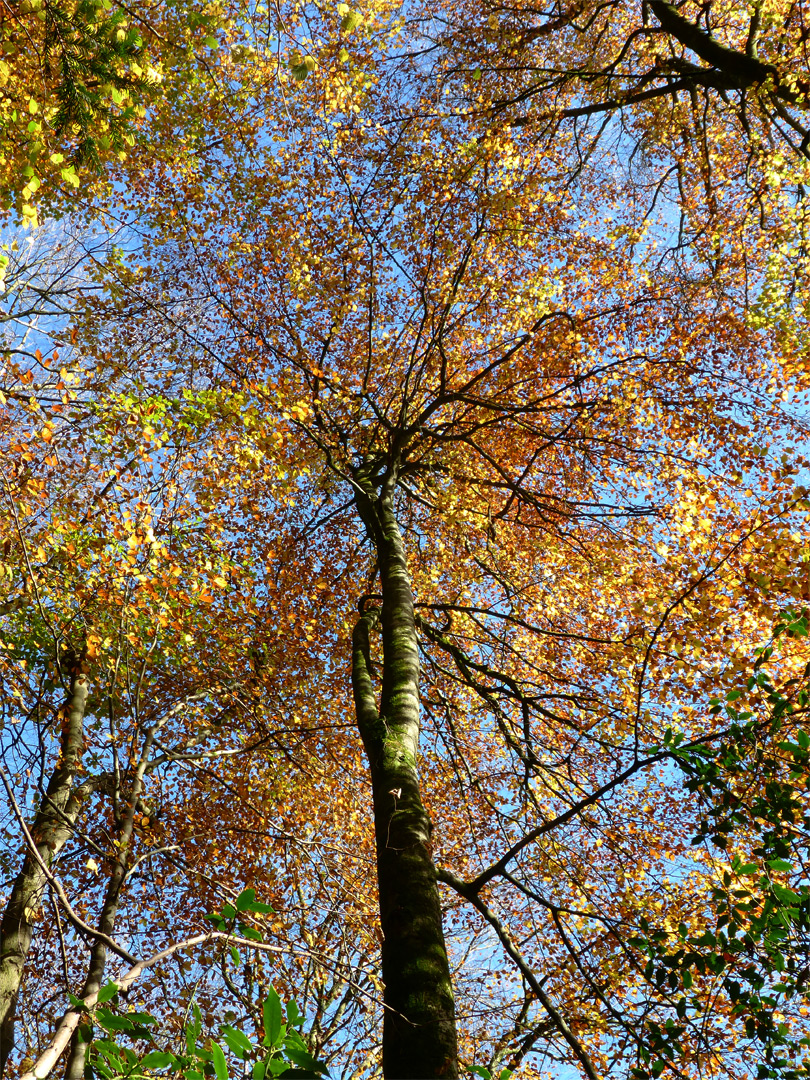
[64,722,157,1079]
[0,672,89,1076]
[353,479,458,1079]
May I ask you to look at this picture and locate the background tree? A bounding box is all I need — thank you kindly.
[0,235,381,1077]
[438,0,810,370]
[0,0,234,230]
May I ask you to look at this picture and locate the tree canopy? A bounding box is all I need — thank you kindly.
[3,3,810,1080]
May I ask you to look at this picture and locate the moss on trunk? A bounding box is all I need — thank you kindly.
[353,481,458,1078]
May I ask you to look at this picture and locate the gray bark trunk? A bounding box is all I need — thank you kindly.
[0,673,89,1076]
[64,724,156,1079]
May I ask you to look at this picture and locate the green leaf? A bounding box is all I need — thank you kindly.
[236,887,256,911]
[97,983,119,1005]
[237,923,263,941]
[95,1009,135,1032]
[221,1025,254,1058]
[191,1002,203,1036]
[768,859,793,873]
[736,863,759,876]
[286,1000,303,1028]
[263,988,282,1046]
[221,903,237,920]
[95,1044,125,1072]
[68,992,90,1012]
[284,1029,305,1052]
[141,1051,178,1070]
[211,1040,229,1080]
[204,35,218,48]
[230,947,241,965]
[127,1011,158,1026]
[284,1047,329,1074]
[772,882,801,904]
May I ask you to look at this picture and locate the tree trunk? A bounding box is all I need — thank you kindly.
[64,724,156,1080]
[0,672,89,1076]
[353,480,458,1079]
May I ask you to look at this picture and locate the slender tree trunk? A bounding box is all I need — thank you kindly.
[0,672,89,1076]
[64,725,156,1079]
[62,880,116,1080]
[353,480,458,1079]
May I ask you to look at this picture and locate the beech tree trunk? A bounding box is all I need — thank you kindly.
[0,671,89,1076]
[353,478,458,1079]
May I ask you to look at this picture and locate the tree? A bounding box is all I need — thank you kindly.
[442,1,810,160]
[0,0,231,228]
[0,236,367,1076]
[61,5,810,1071]
[6,0,810,1077]
[444,2,807,130]
[438,0,810,369]
[630,609,810,1080]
